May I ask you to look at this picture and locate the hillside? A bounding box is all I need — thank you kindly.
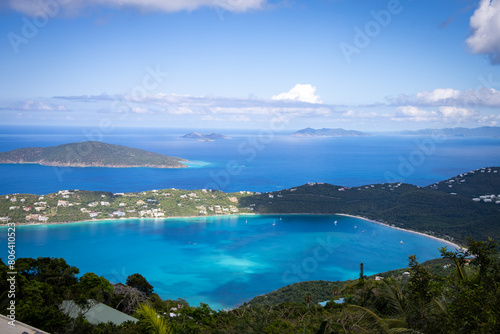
[0,141,187,168]
[1,167,499,245]
[239,167,500,245]
[291,127,370,137]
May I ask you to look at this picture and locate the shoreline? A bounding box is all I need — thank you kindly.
[5,212,464,249]
[335,213,464,250]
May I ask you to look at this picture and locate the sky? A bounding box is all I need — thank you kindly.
[1,0,500,132]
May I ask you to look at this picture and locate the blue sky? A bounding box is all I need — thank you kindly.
[1,0,500,131]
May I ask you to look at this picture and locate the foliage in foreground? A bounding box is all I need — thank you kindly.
[0,238,499,333]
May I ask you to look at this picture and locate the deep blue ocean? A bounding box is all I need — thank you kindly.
[0,125,499,309]
[0,125,499,195]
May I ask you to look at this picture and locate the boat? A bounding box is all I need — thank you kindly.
[400,240,404,244]
[272,220,276,226]
[334,220,337,225]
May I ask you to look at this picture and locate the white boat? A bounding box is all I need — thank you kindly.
[334,220,337,225]
[400,240,404,244]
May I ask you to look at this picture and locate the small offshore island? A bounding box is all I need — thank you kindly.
[0,141,188,168]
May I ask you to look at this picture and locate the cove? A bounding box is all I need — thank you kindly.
[1,214,456,310]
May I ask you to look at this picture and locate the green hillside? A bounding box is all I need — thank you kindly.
[0,141,187,168]
[241,167,500,245]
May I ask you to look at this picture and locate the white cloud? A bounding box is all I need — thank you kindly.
[393,106,438,122]
[7,0,266,16]
[389,87,500,108]
[415,88,461,104]
[131,107,152,114]
[272,84,322,104]
[466,0,500,64]
[438,106,478,119]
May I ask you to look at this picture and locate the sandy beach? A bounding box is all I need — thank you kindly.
[335,213,465,250]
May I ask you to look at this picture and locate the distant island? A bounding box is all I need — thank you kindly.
[182,132,230,141]
[0,141,188,168]
[291,127,370,137]
[397,126,500,138]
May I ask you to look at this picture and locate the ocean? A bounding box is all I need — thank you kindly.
[0,125,498,309]
[0,125,499,195]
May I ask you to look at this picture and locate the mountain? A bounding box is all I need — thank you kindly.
[239,167,500,244]
[291,127,370,137]
[182,132,229,140]
[399,126,500,138]
[0,141,188,168]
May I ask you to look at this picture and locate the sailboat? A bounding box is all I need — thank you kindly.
[400,240,404,244]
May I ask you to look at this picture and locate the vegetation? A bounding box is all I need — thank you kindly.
[1,238,498,333]
[1,167,499,245]
[0,141,187,168]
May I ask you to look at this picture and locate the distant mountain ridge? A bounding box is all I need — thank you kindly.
[182,132,230,140]
[398,126,500,137]
[0,141,187,168]
[292,127,370,137]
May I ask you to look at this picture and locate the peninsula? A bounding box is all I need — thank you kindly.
[1,167,499,245]
[0,141,188,168]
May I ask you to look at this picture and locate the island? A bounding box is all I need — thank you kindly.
[181,132,230,140]
[0,141,188,168]
[398,126,500,138]
[291,127,370,137]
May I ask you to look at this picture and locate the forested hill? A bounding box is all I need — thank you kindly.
[241,167,500,245]
[0,141,187,168]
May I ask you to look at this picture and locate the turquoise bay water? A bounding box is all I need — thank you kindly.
[2,214,454,309]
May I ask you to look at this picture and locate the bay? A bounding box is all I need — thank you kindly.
[1,214,454,309]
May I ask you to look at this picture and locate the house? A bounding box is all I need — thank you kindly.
[60,300,137,326]
[112,211,126,217]
[89,212,99,218]
[101,201,110,206]
[38,216,49,222]
[228,197,238,203]
[88,202,98,207]
[136,200,146,205]
[26,214,40,221]
[23,206,33,212]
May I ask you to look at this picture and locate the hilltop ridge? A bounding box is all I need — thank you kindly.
[0,141,187,168]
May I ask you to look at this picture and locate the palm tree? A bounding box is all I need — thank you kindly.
[136,302,172,334]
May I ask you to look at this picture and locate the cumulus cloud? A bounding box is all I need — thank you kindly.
[272,84,322,104]
[466,0,500,64]
[389,87,500,108]
[391,105,481,122]
[7,0,266,16]
[393,106,438,122]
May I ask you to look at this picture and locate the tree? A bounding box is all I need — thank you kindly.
[126,273,154,296]
[135,303,172,334]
